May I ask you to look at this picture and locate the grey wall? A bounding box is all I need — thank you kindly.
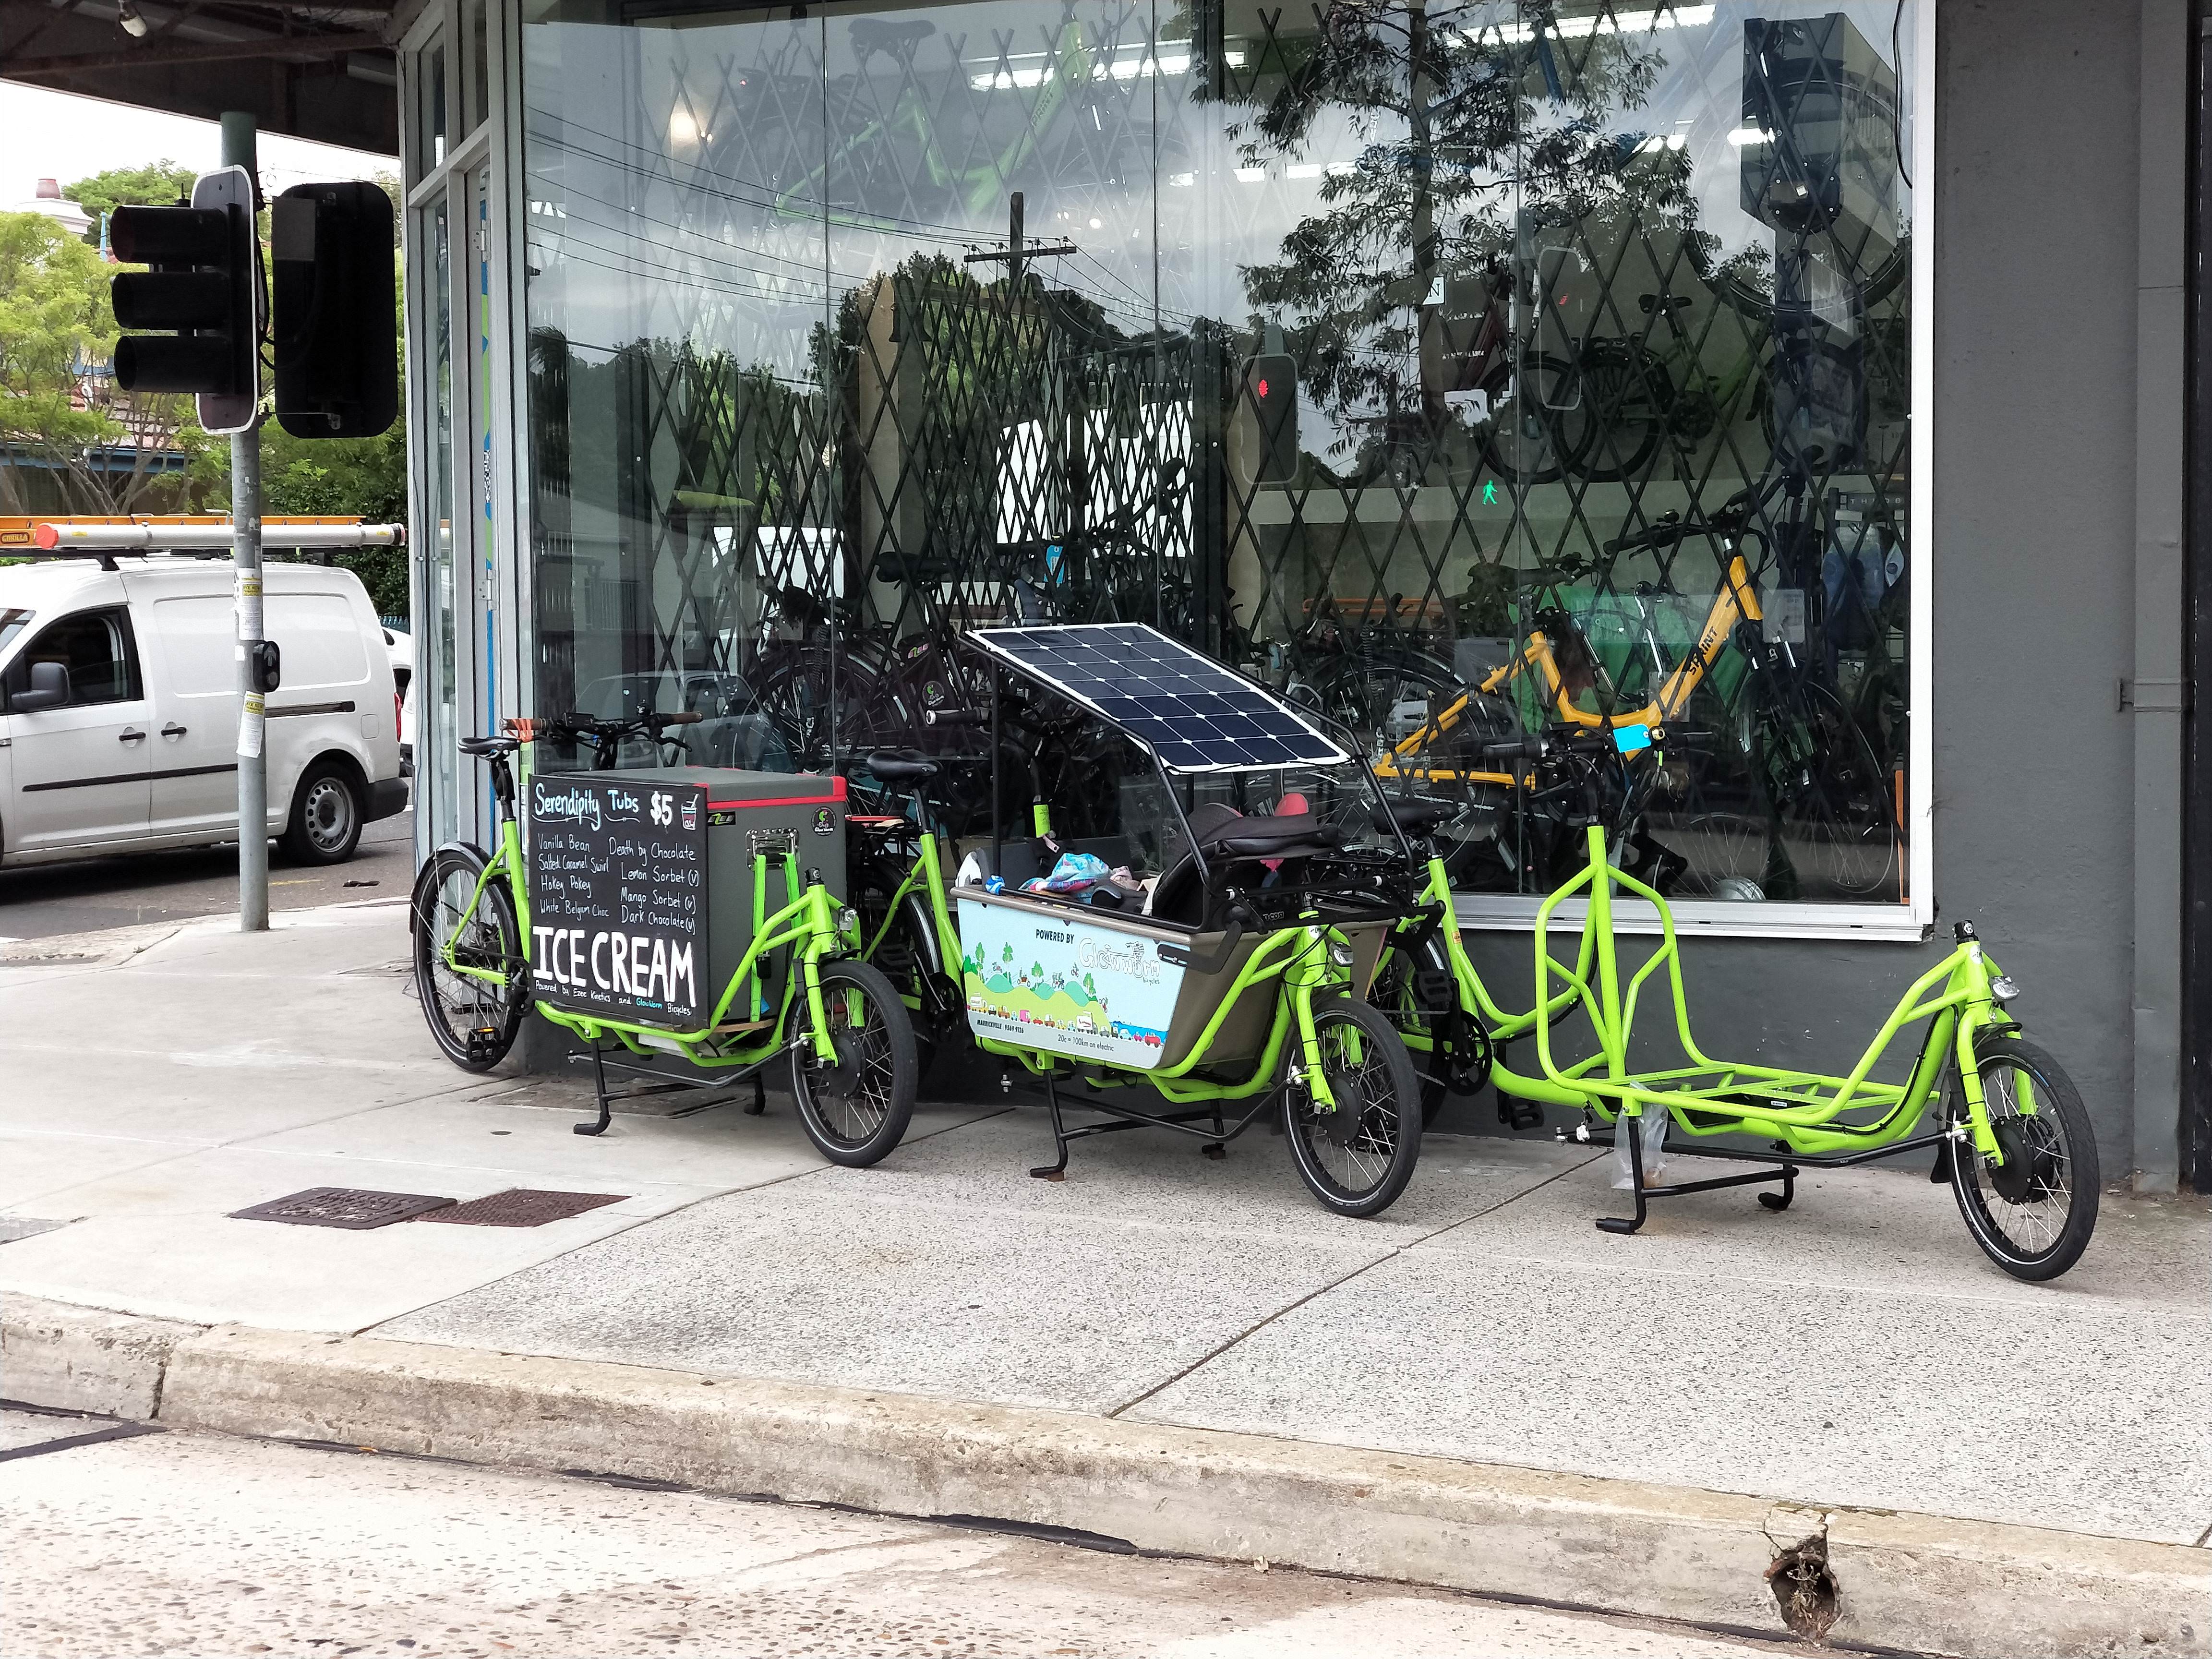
[1456,0,2181,1184]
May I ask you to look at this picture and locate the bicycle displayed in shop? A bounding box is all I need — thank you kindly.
[409,710,921,1167]
[1378,481,1901,901]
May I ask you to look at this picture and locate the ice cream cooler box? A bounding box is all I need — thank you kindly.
[524,766,848,1031]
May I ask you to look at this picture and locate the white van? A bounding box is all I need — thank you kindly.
[0,556,405,867]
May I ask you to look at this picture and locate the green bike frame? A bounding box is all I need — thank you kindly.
[1389,823,2020,1165]
[439,745,857,1074]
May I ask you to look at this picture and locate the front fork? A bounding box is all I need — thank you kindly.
[1946,941,2020,1162]
[1287,923,1353,1112]
[792,882,854,1063]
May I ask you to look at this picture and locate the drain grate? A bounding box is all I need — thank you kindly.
[413,1189,627,1228]
[229,1188,457,1229]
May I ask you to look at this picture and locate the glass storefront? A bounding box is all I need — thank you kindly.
[518,0,1918,910]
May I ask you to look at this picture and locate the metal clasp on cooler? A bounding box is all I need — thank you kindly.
[748,828,797,858]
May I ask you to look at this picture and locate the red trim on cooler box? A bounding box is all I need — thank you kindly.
[707,790,845,810]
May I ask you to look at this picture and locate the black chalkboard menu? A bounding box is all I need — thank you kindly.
[526,773,708,1027]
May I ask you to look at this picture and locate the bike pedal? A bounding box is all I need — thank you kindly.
[1498,1100,1545,1132]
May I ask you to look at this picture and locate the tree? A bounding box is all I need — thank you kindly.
[1214,3,1691,462]
[0,209,206,516]
[61,161,198,241]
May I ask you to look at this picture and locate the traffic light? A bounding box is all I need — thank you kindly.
[108,165,259,433]
[272,181,397,439]
[1242,353,1298,484]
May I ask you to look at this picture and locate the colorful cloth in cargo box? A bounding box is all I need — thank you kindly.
[527,776,707,1026]
[955,896,1186,1069]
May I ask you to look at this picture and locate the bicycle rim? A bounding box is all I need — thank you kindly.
[1953,1045,2096,1274]
[414,858,523,1069]
[796,975,901,1147]
[1290,1006,1412,1203]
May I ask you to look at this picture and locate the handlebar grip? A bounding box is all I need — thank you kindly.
[925,709,991,727]
[1479,737,1545,761]
[655,710,704,727]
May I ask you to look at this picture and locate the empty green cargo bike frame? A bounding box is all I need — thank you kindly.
[1368,815,2100,1280]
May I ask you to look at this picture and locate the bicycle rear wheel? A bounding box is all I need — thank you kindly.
[1949,1034,2099,1280]
[1285,997,1423,1217]
[1759,685,1900,900]
[411,848,527,1072]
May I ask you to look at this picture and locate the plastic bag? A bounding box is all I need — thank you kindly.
[1041,852,1111,892]
[1611,1105,1670,1190]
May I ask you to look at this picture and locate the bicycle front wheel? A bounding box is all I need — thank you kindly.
[1949,1034,2099,1281]
[1285,997,1423,1217]
[792,959,919,1167]
[411,847,527,1072]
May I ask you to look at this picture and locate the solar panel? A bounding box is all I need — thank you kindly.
[969,623,1353,774]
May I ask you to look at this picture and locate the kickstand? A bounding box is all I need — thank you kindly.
[1596,1111,1647,1234]
[745,1073,768,1117]
[574,1043,613,1137]
[1029,1069,1070,1181]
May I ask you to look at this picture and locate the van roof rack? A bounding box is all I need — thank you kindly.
[9,520,403,572]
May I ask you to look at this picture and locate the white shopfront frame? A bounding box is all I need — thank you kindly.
[1454,0,1938,945]
[400,0,530,858]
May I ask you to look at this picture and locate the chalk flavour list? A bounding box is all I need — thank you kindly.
[526,775,707,1025]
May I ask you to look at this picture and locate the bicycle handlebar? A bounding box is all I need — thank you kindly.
[923,708,991,727]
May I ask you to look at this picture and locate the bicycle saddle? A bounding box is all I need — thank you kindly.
[1212,813,1345,859]
[865,749,938,782]
[459,735,520,756]
[1375,796,1453,836]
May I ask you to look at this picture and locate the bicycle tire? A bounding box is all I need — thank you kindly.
[1284,996,1424,1217]
[1559,338,1665,483]
[1948,1034,2099,1281]
[411,847,527,1072]
[1757,683,1900,900]
[1478,353,1579,485]
[791,959,919,1167]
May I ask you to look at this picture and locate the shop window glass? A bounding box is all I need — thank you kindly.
[520,0,1917,909]
[416,37,449,178]
[463,0,492,134]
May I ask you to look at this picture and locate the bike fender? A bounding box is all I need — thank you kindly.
[430,838,495,870]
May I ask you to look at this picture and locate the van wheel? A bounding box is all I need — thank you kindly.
[283,762,364,864]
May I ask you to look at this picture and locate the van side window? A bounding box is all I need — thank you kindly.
[2,607,143,709]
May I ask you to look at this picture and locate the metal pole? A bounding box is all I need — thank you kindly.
[223,111,267,932]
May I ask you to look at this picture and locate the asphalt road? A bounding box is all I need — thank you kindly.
[0,1407,1821,1659]
[0,806,414,942]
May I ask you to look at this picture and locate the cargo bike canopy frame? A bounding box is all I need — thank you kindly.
[907,622,1436,1216]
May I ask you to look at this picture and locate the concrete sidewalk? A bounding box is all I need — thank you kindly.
[2,902,2207,1656]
